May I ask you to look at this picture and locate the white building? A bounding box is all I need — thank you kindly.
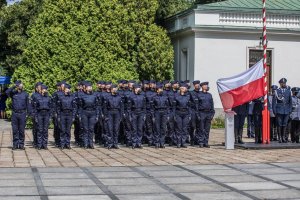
[165,0,300,115]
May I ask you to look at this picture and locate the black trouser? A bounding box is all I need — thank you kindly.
[131,111,145,146]
[123,111,132,145]
[107,110,121,147]
[145,111,154,145]
[199,111,213,145]
[253,114,262,143]
[53,114,60,146]
[74,116,81,144]
[11,111,27,148]
[36,110,51,148]
[153,110,168,145]
[270,117,277,140]
[81,110,97,147]
[276,114,289,142]
[247,114,255,137]
[291,120,300,143]
[167,112,176,144]
[59,111,73,147]
[175,111,189,146]
[234,114,247,141]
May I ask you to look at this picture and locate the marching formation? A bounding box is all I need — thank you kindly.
[6,80,215,150]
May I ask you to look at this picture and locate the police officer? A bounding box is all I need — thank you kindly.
[272,78,292,143]
[198,82,215,148]
[78,81,101,149]
[118,80,133,147]
[145,80,156,146]
[33,85,53,150]
[165,80,179,146]
[290,87,300,143]
[6,81,29,150]
[232,102,248,144]
[103,84,124,149]
[74,81,84,146]
[268,85,278,141]
[94,81,104,145]
[52,81,65,147]
[189,80,201,146]
[173,83,191,148]
[57,84,77,149]
[30,82,43,147]
[128,84,146,149]
[152,83,170,148]
[252,97,264,143]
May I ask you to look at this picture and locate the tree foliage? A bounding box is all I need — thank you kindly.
[9,0,174,93]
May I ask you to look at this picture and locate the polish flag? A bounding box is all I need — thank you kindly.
[217,59,265,111]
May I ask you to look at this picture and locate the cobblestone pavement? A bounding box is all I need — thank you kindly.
[0,163,299,200]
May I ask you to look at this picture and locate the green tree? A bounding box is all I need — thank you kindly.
[0,0,6,7]
[0,0,43,75]
[12,0,174,93]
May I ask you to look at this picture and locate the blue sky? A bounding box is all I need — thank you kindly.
[6,0,22,5]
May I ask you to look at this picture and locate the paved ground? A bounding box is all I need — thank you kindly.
[0,163,299,200]
[1,119,300,199]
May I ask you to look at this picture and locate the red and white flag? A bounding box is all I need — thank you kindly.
[217,59,266,111]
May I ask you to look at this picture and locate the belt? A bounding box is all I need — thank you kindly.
[176,108,188,112]
[83,108,95,111]
[38,109,49,111]
[199,109,211,112]
[108,108,120,111]
[61,109,73,113]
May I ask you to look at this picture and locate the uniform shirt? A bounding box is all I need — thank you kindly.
[128,92,146,112]
[290,96,300,120]
[173,93,192,114]
[189,90,201,111]
[56,93,77,119]
[103,93,124,115]
[33,94,53,112]
[6,87,29,112]
[272,87,292,115]
[152,92,170,111]
[78,92,101,117]
[198,91,215,114]
[145,90,156,111]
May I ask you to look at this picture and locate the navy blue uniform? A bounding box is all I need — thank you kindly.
[173,93,192,147]
[189,90,201,145]
[94,90,104,145]
[32,94,53,149]
[198,91,215,146]
[52,90,64,146]
[273,87,292,142]
[103,93,124,148]
[252,98,264,143]
[78,92,101,148]
[6,87,29,149]
[232,103,248,143]
[164,89,178,145]
[57,93,77,148]
[74,90,84,146]
[152,92,170,147]
[118,89,132,146]
[128,92,146,147]
[145,90,156,145]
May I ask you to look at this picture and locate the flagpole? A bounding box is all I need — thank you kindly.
[262,0,270,144]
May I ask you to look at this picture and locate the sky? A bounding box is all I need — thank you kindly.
[6,0,22,5]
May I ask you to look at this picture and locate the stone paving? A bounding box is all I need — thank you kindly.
[1,119,300,199]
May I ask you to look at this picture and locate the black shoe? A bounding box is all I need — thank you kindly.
[37,147,42,150]
[60,146,64,150]
[114,145,120,149]
[177,144,181,148]
[84,146,88,149]
[155,144,160,149]
[19,146,25,150]
[132,145,136,149]
[137,144,143,149]
[90,145,95,149]
[66,145,71,149]
[199,144,204,148]
[181,144,188,148]
[12,146,17,150]
[108,146,112,149]
[204,144,210,148]
[160,144,165,148]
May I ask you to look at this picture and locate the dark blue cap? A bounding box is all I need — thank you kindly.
[171,80,178,85]
[97,81,104,84]
[65,84,71,89]
[291,87,300,92]
[117,80,123,84]
[133,84,141,88]
[180,83,188,88]
[129,80,136,84]
[184,80,190,83]
[41,85,48,90]
[193,80,200,85]
[106,81,112,85]
[200,82,209,86]
[111,84,118,89]
[15,80,22,86]
[143,80,149,84]
[149,80,156,84]
[156,83,164,89]
[279,78,287,84]
[123,80,128,84]
[35,82,43,87]
[271,85,278,90]
[84,81,92,87]
[163,80,170,85]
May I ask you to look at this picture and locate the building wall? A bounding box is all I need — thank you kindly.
[193,31,300,112]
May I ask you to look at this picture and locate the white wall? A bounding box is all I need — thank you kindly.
[194,32,300,109]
